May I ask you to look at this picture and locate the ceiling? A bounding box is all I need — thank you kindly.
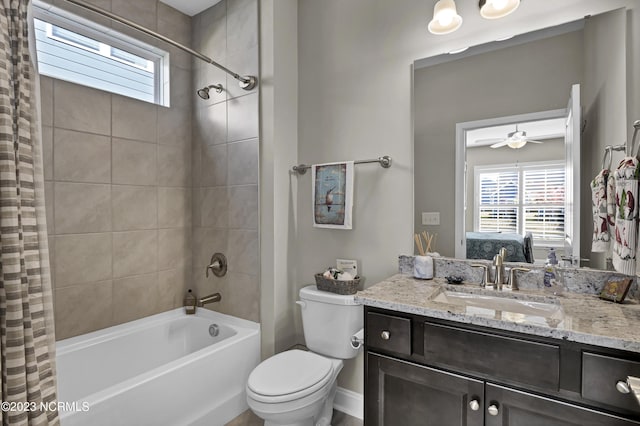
[159,0,222,16]
[466,117,566,148]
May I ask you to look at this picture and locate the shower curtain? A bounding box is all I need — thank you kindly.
[0,1,59,425]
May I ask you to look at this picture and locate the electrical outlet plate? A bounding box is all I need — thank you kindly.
[422,212,440,225]
[337,259,358,277]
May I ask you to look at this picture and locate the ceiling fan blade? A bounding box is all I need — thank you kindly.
[490,140,509,148]
[526,140,544,144]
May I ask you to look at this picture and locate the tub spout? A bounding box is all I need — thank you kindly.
[198,293,222,307]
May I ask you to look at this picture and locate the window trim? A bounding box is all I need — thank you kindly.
[474,160,565,246]
[32,0,170,106]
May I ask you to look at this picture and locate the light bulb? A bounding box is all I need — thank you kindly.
[438,10,454,26]
[491,0,508,11]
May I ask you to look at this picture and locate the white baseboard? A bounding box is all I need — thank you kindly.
[334,387,363,420]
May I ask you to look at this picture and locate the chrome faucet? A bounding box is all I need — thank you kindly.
[492,247,507,290]
[198,292,222,307]
[507,267,531,291]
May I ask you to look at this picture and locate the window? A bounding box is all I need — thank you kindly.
[33,4,169,106]
[475,161,565,245]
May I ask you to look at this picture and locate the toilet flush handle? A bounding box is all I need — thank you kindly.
[296,301,306,309]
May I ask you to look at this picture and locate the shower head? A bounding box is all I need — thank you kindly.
[197,84,223,100]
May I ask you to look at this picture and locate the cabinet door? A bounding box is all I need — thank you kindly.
[485,383,640,426]
[366,352,484,426]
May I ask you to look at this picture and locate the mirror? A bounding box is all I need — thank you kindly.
[414,7,633,270]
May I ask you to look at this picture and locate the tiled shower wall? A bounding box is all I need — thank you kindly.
[191,0,260,322]
[41,0,193,340]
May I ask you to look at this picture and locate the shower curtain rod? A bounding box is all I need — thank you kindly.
[59,0,257,90]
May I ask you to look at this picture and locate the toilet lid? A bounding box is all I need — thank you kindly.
[248,350,333,398]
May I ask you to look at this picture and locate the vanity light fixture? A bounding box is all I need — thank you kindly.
[479,0,520,20]
[428,0,463,35]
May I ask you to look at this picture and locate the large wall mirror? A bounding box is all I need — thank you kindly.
[414,7,637,270]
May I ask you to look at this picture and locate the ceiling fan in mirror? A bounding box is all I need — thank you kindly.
[479,125,545,149]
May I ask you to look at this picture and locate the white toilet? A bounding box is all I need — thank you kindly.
[246,285,363,426]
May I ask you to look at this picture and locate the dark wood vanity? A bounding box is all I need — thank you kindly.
[364,306,640,425]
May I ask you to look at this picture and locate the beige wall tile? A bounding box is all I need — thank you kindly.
[55,280,113,340]
[42,126,53,181]
[193,227,228,269]
[54,182,111,234]
[226,45,259,100]
[158,187,191,228]
[200,186,228,228]
[52,0,112,28]
[157,106,191,146]
[195,102,226,146]
[226,0,258,55]
[157,268,189,312]
[113,230,158,278]
[113,273,158,324]
[218,272,259,322]
[54,80,111,135]
[40,76,54,128]
[228,185,258,230]
[112,95,157,143]
[227,229,258,275]
[201,143,227,186]
[111,0,156,31]
[55,233,112,287]
[158,144,190,186]
[44,181,54,235]
[158,228,191,270]
[112,185,158,231]
[170,67,193,111]
[227,138,258,185]
[54,129,111,183]
[227,93,258,142]
[112,139,157,186]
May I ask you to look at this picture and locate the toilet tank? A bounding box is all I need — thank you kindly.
[298,285,363,359]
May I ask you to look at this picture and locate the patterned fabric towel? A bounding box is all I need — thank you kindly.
[591,169,612,252]
[612,157,640,275]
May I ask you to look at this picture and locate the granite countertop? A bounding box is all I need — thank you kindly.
[355,274,640,353]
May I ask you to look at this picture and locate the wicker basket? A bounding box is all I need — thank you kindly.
[314,273,361,295]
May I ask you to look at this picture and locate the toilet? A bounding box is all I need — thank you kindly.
[246,285,363,426]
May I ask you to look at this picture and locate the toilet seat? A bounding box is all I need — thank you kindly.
[247,350,334,403]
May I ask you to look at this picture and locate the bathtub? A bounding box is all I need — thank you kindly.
[56,308,260,426]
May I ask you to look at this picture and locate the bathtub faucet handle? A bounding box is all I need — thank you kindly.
[206,253,227,278]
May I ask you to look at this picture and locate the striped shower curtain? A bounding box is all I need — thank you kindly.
[0,1,59,425]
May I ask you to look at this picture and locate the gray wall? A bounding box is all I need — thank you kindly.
[414,31,584,258]
[581,9,628,269]
[191,0,260,323]
[293,0,637,395]
[42,0,193,340]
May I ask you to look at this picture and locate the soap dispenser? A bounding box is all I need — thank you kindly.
[543,248,563,294]
[184,289,197,315]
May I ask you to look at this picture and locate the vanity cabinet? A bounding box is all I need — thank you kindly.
[364,307,640,426]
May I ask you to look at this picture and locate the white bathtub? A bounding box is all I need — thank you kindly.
[56,308,260,426]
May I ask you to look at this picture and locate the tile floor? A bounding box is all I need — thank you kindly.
[226,409,363,426]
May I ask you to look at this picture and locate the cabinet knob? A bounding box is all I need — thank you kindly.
[380,330,390,340]
[469,399,480,411]
[617,380,631,394]
[487,404,499,416]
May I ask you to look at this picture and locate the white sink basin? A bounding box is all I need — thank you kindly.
[431,289,566,328]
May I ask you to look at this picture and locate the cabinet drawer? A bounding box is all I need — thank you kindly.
[366,312,411,355]
[582,352,640,413]
[424,322,560,391]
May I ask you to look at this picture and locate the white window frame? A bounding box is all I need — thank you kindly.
[474,160,565,246]
[32,1,170,106]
